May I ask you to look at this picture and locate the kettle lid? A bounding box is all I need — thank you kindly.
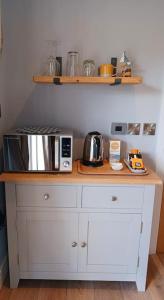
[88,131,101,136]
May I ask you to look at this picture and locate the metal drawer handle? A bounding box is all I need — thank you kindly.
[72,242,78,247]
[81,242,87,248]
[44,193,50,200]
[112,196,117,201]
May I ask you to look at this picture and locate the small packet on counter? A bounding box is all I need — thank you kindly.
[109,140,121,163]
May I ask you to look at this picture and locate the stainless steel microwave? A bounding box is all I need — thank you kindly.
[3,127,73,172]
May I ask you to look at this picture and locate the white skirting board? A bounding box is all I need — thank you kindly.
[0,256,8,288]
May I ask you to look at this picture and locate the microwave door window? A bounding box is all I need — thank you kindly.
[28,135,37,170]
[21,136,29,170]
[35,136,42,170]
[37,135,44,170]
[43,136,52,170]
[37,136,51,171]
[27,135,49,171]
[5,137,26,171]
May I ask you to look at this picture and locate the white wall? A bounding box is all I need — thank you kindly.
[3,0,164,169]
[0,1,8,267]
[0,8,8,139]
[156,88,164,179]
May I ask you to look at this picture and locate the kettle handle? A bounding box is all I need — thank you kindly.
[94,136,101,159]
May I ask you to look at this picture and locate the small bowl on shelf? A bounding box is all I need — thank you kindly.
[110,162,123,171]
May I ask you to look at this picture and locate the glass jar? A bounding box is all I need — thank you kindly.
[66,51,80,76]
[83,60,95,76]
[44,55,60,76]
[42,40,60,76]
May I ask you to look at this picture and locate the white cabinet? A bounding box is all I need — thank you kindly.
[78,213,141,274]
[17,211,141,276]
[17,212,78,273]
[5,182,157,291]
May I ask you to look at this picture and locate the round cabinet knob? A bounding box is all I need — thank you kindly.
[72,242,77,247]
[63,161,70,168]
[44,193,50,200]
[112,196,117,202]
[81,242,87,248]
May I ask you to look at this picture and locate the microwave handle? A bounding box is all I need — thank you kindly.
[54,136,59,170]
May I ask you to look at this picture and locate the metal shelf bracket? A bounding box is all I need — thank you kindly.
[53,77,63,85]
[110,78,122,86]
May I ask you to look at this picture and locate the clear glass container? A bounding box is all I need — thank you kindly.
[42,40,60,76]
[44,55,60,76]
[83,59,95,76]
[66,51,80,76]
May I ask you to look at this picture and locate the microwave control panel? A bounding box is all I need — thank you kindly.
[60,136,73,171]
[62,137,71,158]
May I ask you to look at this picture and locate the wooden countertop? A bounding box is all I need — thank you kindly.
[0,161,162,185]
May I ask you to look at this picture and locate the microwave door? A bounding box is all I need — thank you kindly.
[28,135,51,171]
[43,136,52,170]
[54,136,60,171]
[4,137,26,171]
[28,135,37,171]
[21,135,30,170]
[37,135,51,171]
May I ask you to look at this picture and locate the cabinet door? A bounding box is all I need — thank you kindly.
[78,213,141,274]
[17,212,78,273]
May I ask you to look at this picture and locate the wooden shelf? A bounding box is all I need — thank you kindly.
[33,75,142,85]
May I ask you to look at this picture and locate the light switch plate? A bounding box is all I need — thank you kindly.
[111,123,127,135]
[127,123,141,135]
[143,123,156,135]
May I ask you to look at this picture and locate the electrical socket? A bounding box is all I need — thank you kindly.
[127,123,141,135]
[143,123,156,135]
[111,123,127,135]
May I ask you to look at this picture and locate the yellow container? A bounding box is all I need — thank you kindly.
[100,64,113,77]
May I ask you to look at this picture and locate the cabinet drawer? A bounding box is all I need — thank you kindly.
[16,184,77,207]
[82,186,144,209]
